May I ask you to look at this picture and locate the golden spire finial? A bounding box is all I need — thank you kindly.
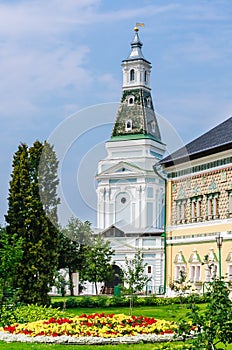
[134,22,144,32]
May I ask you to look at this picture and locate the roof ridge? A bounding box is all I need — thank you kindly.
[161,116,232,165]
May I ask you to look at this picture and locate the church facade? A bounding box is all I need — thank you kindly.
[94,27,166,294]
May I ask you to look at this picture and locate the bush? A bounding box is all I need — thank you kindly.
[0,304,67,326]
[108,296,130,307]
[66,297,78,308]
[51,293,208,309]
[52,301,64,309]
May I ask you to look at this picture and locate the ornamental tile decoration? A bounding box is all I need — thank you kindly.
[176,184,186,200]
[192,182,200,196]
[185,179,191,189]
[171,166,232,224]
[208,178,218,192]
[172,183,177,193]
[221,171,227,182]
[202,176,207,186]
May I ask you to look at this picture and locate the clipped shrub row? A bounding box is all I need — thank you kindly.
[51,294,209,310]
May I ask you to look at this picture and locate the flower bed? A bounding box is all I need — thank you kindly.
[0,313,179,344]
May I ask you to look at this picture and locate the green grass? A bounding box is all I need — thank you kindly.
[0,342,231,350]
[64,304,204,322]
[0,304,231,349]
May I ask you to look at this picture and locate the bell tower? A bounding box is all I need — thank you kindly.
[96,26,166,230]
[95,26,166,295]
[111,26,161,142]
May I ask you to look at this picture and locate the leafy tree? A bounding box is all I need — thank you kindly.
[81,235,115,295]
[123,250,151,315]
[0,226,23,325]
[58,217,93,295]
[178,278,232,349]
[5,141,60,305]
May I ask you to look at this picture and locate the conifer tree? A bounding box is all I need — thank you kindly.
[5,141,60,305]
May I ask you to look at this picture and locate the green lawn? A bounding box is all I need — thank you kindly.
[64,304,203,321]
[0,342,185,350]
[1,341,231,350]
[0,304,231,349]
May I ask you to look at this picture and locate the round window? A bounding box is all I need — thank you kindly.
[121,197,126,204]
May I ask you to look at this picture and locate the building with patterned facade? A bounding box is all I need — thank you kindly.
[160,117,232,293]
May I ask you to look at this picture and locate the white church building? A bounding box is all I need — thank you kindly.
[84,27,167,295]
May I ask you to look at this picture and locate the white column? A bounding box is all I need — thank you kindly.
[72,273,79,296]
[97,188,105,229]
[135,186,141,228]
[105,188,110,228]
[140,184,146,228]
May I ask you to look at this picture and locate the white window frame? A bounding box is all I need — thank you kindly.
[125,119,132,131]
[175,264,186,281]
[189,264,201,283]
[127,95,135,106]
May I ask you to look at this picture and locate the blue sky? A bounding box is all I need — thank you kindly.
[1,0,232,226]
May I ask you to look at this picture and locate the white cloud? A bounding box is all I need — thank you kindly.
[0,44,92,118]
[0,0,100,38]
[0,1,180,41]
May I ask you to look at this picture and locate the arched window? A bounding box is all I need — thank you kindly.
[125,119,132,131]
[130,69,135,81]
[128,95,135,105]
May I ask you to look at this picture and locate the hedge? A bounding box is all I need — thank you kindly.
[51,294,209,309]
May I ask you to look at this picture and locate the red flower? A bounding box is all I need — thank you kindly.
[4,325,17,333]
[43,317,73,325]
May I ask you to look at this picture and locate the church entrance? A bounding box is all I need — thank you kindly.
[103,265,123,294]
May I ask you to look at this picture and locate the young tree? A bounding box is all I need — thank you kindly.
[58,217,93,295]
[81,235,115,295]
[178,278,232,349]
[123,250,151,315]
[169,270,193,303]
[5,141,60,305]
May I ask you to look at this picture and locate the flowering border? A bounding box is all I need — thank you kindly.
[0,313,182,344]
[0,331,182,344]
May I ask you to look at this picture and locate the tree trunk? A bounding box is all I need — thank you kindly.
[68,267,74,296]
[95,281,98,295]
[129,294,133,315]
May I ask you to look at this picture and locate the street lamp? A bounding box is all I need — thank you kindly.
[153,164,168,295]
[215,233,223,279]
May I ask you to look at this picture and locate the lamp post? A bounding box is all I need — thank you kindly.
[215,233,223,279]
[153,164,168,295]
